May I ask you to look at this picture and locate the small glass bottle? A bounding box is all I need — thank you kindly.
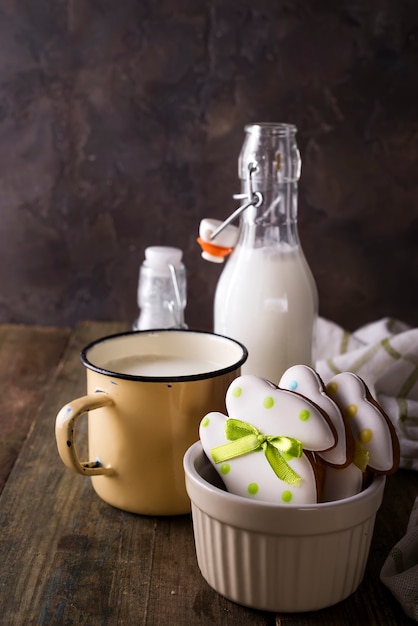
[133,246,187,331]
[214,123,318,383]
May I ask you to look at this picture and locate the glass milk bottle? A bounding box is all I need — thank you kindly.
[214,123,318,383]
[133,246,187,330]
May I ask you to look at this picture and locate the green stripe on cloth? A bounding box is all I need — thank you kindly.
[340,330,350,354]
[396,398,411,438]
[343,337,402,374]
[399,364,418,398]
[344,342,382,373]
[397,397,408,424]
[381,337,402,360]
[326,343,382,375]
[326,358,342,375]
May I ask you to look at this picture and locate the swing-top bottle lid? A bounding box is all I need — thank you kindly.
[197,219,239,263]
[144,246,183,270]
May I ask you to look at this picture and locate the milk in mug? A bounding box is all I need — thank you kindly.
[104,355,223,377]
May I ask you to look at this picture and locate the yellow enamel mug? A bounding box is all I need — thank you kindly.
[55,329,247,515]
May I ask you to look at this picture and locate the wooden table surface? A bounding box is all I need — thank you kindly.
[0,321,416,625]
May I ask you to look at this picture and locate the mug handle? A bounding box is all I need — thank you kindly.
[55,393,115,476]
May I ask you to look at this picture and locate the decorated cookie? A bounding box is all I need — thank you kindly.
[326,372,400,475]
[319,371,400,501]
[279,365,354,469]
[199,374,337,505]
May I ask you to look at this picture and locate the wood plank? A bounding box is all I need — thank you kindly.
[0,322,130,624]
[0,324,71,493]
[0,321,416,625]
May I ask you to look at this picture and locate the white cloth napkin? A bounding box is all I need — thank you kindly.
[314,317,418,621]
[380,497,418,621]
[314,316,418,471]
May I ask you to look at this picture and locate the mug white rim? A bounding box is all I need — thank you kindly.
[80,329,248,382]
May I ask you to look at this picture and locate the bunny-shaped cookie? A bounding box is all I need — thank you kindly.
[321,372,400,501]
[200,374,337,505]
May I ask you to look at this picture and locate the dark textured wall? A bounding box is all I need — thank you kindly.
[1,0,417,332]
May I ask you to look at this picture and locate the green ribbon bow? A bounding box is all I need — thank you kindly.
[210,418,303,486]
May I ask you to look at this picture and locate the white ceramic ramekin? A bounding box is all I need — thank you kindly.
[184,441,386,613]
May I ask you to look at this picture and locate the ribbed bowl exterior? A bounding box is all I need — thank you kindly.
[184,442,385,613]
[192,502,376,612]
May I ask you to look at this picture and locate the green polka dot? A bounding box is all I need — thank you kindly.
[232,386,242,398]
[327,381,338,395]
[360,428,373,444]
[201,416,210,427]
[248,482,259,495]
[299,409,310,421]
[345,404,358,419]
[263,396,274,409]
[220,463,230,475]
[281,490,293,503]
